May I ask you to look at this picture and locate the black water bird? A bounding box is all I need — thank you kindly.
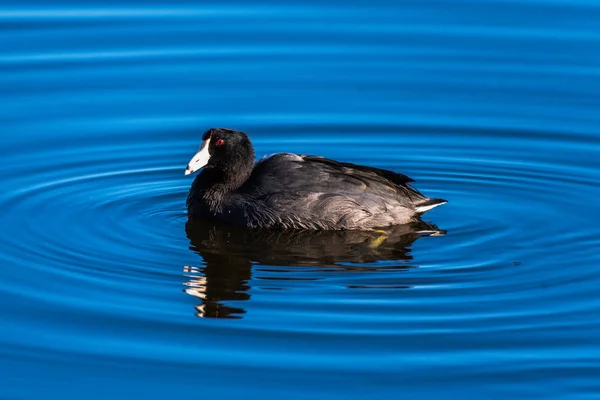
[185,128,446,230]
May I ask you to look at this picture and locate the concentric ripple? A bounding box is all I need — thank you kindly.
[2,1,600,398]
[3,129,600,398]
[2,127,598,325]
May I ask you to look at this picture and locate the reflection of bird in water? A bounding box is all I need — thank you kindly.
[183,219,445,319]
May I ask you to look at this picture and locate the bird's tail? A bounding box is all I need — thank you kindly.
[415,197,447,213]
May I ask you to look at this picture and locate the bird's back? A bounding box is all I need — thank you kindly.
[238,153,442,229]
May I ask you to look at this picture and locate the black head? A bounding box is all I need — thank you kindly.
[185,128,255,185]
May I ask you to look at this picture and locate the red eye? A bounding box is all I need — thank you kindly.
[215,139,225,146]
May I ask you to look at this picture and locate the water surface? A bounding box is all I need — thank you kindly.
[2,1,600,398]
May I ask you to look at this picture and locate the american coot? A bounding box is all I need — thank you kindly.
[185,128,447,230]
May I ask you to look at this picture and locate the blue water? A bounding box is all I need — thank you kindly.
[2,1,600,398]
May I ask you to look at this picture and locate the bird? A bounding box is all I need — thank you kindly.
[185,128,446,230]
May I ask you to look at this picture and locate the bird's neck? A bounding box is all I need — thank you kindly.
[192,162,252,208]
[207,161,252,190]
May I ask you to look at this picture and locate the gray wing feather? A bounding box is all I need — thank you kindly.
[241,153,426,229]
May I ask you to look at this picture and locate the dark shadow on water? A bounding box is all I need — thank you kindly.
[184,220,445,319]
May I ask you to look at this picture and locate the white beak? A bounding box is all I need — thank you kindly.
[185,139,211,175]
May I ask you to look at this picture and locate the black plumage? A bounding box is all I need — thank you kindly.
[186,128,446,230]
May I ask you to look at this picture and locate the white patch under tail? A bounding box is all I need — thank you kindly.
[415,199,448,213]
